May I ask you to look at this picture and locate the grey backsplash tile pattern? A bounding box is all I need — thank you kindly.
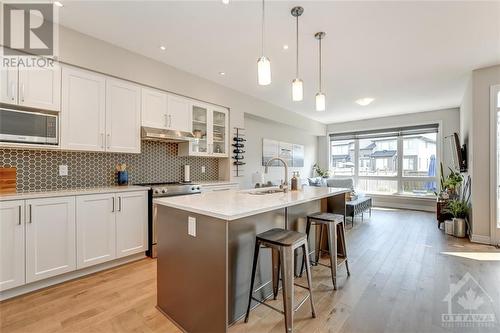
[0,141,219,192]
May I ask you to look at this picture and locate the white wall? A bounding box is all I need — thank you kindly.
[462,64,500,243]
[240,114,318,189]
[325,108,460,174]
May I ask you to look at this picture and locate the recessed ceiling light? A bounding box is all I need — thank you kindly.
[222,0,230,4]
[355,97,375,106]
[283,44,289,50]
[159,46,166,51]
[219,72,226,76]
[54,1,63,7]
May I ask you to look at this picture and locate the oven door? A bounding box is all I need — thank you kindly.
[0,108,58,145]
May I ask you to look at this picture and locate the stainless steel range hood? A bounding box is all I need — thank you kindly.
[141,126,194,142]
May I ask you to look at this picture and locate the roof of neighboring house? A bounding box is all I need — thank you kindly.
[370,150,397,158]
[360,142,376,150]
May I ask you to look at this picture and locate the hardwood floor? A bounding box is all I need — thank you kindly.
[1,208,499,333]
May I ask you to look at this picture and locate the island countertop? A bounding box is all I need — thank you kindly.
[154,186,349,220]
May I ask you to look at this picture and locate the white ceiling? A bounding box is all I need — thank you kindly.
[57,1,500,124]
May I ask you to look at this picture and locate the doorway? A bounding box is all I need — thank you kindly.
[491,85,500,246]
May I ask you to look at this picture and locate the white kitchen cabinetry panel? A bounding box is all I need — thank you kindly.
[106,79,141,153]
[25,196,76,283]
[141,87,168,129]
[0,55,18,104]
[76,194,116,269]
[61,66,106,151]
[0,200,25,291]
[18,64,61,111]
[167,94,191,132]
[116,191,147,258]
[179,103,229,157]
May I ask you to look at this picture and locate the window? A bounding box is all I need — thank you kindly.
[330,139,355,176]
[329,124,439,196]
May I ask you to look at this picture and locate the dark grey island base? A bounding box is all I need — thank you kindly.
[156,190,347,333]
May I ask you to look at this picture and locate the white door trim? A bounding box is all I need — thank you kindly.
[490,84,500,246]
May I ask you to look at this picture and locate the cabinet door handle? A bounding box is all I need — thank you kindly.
[101,133,104,148]
[106,133,111,149]
[11,81,15,101]
[165,114,168,127]
[28,204,32,223]
[118,197,122,212]
[18,205,22,225]
[112,197,115,212]
[20,83,25,102]
[168,115,172,128]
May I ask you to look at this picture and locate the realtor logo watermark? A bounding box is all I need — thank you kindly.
[442,272,497,328]
[2,2,58,68]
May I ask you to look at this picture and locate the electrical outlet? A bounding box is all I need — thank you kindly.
[59,165,68,176]
[188,216,196,237]
[201,166,206,173]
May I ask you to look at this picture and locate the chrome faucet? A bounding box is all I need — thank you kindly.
[265,157,289,192]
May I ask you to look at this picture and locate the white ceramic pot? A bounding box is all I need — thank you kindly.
[444,220,454,235]
[453,218,467,238]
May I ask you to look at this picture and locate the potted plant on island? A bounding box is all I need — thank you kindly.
[312,163,330,178]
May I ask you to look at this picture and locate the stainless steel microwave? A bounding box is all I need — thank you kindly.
[0,108,58,145]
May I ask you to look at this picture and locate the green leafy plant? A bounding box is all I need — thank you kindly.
[444,199,469,219]
[313,163,330,178]
[443,167,463,192]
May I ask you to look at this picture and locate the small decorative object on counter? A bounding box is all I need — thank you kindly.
[291,172,298,191]
[116,163,128,186]
[233,127,246,177]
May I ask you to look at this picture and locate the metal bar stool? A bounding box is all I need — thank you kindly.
[245,228,316,333]
[300,213,350,290]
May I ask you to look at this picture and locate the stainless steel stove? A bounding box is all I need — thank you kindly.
[135,181,202,258]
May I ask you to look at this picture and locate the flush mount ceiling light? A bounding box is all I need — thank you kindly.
[291,6,304,101]
[219,72,226,76]
[315,32,326,112]
[355,97,375,106]
[257,0,271,86]
[54,1,63,7]
[222,0,230,5]
[159,45,166,51]
[283,44,289,50]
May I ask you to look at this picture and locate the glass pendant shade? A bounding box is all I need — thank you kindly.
[292,78,303,101]
[315,92,326,111]
[257,56,271,86]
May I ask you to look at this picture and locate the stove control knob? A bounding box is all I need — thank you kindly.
[161,189,167,194]
[154,189,159,194]
[191,187,195,191]
[196,187,200,190]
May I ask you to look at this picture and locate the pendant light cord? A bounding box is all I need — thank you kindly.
[296,15,299,77]
[261,0,265,56]
[319,37,322,92]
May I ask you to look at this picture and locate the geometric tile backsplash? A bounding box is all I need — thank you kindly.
[0,141,219,192]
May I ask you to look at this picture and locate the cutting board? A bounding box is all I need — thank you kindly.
[0,167,17,194]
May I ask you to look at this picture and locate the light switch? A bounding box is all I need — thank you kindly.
[188,216,196,237]
[59,165,68,176]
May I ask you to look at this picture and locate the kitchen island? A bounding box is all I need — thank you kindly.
[154,186,349,333]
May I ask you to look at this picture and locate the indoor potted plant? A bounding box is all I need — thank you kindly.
[312,163,330,178]
[444,199,469,238]
[442,168,463,199]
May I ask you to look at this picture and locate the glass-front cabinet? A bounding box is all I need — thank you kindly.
[179,102,229,158]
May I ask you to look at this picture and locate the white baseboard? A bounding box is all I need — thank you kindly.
[0,253,146,301]
[469,234,492,245]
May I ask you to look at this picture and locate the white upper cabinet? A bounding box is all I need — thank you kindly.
[106,78,141,153]
[141,87,168,129]
[179,102,229,157]
[18,63,61,111]
[115,191,148,258]
[167,94,191,132]
[25,196,76,283]
[76,194,116,269]
[61,66,106,151]
[0,54,18,104]
[0,200,25,291]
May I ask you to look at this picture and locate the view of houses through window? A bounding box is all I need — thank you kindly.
[330,128,438,196]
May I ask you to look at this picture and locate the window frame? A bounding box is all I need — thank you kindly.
[328,122,442,197]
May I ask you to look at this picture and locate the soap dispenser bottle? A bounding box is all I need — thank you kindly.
[291,172,298,191]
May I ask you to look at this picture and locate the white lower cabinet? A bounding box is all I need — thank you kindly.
[76,194,116,269]
[25,197,76,283]
[0,201,25,291]
[116,191,148,258]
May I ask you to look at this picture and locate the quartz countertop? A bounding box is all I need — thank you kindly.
[197,180,239,186]
[154,186,349,220]
[0,185,149,201]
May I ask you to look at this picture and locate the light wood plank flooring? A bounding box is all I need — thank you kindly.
[1,208,499,333]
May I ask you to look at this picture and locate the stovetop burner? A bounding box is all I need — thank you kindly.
[135,181,201,197]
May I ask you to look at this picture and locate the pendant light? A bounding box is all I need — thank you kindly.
[315,32,326,111]
[291,6,304,101]
[257,0,271,85]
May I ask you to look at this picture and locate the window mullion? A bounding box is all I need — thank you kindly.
[397,136,403,194]
[354,139,359,188]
